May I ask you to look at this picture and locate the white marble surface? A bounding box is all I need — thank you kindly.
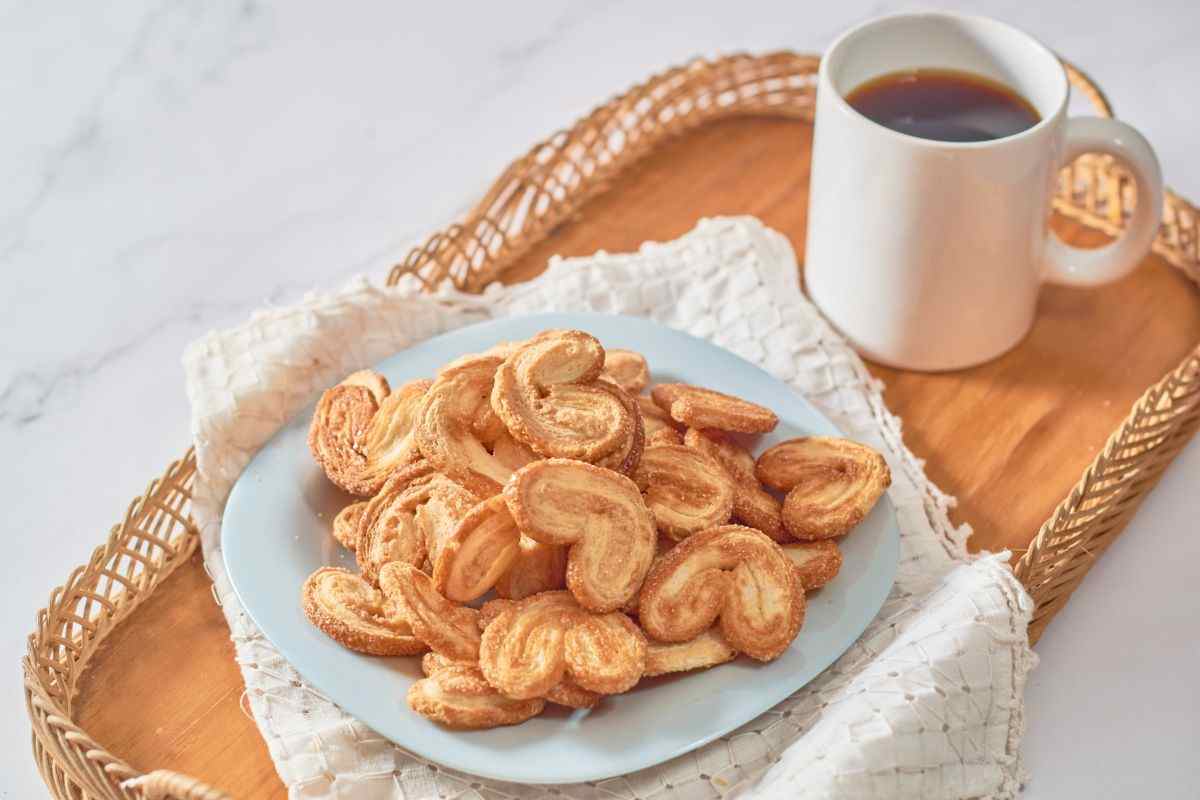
[2,2,1197,797]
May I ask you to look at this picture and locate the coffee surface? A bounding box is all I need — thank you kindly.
[845,68,1040,143]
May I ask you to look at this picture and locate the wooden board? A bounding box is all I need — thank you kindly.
[72,115,1200,797]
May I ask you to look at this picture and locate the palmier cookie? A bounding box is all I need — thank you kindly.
[413,474,480,565]
[651,383,778,434]
[420,646,599,709]
[301,567,425,656]
[638,395,683,442]
[332,501,367,551]
[638,525,804,662]
[633,444,735,540]
[479,591,646,700]
[308,373,430,496]
[490,330,632,462]
[602,349,650,394]
[425,647,600,710]
[414,354,513,497]
[378,562,480,661]
[590,378,645,476]
[494,535,568,601]
[356,472,474,585]
[684,429,785,541]
[756,437,891,539]
[644,629,738,677]
[781,540,843,591]
[505,459,657,612]
[490,430,541,471]
[433,495,521,603]
[408,663,545,729]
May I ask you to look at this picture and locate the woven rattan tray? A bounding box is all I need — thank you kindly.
[24,52,1200,799]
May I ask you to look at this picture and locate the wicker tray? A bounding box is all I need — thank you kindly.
[24,52,1200,799]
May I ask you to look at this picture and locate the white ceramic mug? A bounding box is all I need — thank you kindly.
[805,12,1163,371]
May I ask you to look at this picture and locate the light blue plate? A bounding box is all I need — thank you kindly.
[223,312,899,785]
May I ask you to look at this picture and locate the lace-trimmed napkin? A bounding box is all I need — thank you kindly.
[185,216,1036,800]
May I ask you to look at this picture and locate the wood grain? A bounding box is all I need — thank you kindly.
[71,115,1200,797]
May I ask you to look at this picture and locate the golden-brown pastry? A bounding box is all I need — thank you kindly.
[494,535,568,600]
[420,641,598,708]
[378,562,481,662]
[684,428,785,541]
[633,444,735,540]
[414,354,513,497]
[408,663,545,729]
[491,330,633,462]
[356,473,475,584]
[602,349,650,394]
[433,495,521,603]
[644,629,738,677]
[651,383,778,434]
[301,567,426,656]
[590,378,645,476]
[756,437,891,539]
[563,607,648,695]
[543,681,601,709]
[491,430,541,471]
[479,591,646,699]
[413,477,479,565]
[308,373,431,496]
[646,427,683,447]
[332,501,367,551]
[477,597,517,630]
[421,651,460,677]
[781,540,843,591]
[638,525,804,662]
[638,394,683,441]
[505,459,656,612]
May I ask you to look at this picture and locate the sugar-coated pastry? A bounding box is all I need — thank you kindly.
[490,430,541,471]
[590,378,645,476]
[651,383,778,434]
[408,663,545,729]
[332,501,367,551]
[602,349,650,394]
[433,495,521,603]
[301,567,426,656]
[780,540,843,590]
[378,562,481,662]
[478,591,646,699]
[505,459,656,612]
[684,428,785,541]
[633,444,735,540]
[308,373,430,496]
[414,354,513,497]
[356,473,475,585]
[756,437,890,539]
[494,535,568,600]
[646,427,683,447]
[644,628,738,677]
[638,525,804,662]
[491,330,633,462]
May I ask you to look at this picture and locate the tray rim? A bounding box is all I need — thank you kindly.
[22,50,1200,799]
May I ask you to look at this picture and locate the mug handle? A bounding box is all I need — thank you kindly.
[1043,116,1164,286]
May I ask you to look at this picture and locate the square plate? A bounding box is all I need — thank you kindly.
[222,312,899,784]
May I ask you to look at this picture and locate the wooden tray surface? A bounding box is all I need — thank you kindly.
[71,114,1200,797]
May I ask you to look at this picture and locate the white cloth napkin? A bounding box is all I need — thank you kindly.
[185,216,1036,800]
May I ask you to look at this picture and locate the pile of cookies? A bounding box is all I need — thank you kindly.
[301,329,890,729]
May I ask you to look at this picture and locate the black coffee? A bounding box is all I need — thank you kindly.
[845,68,1040,143]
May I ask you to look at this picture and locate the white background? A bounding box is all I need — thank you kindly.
[2,2,1197,797]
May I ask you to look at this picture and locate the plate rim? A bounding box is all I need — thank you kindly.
[221,311,900,784]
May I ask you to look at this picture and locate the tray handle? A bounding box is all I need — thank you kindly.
[124,770,232,800]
